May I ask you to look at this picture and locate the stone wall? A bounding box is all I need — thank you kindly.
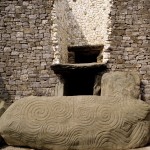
[0,0,58,102]
[51,0,68,64]
[108,0,150,102]
[0,0,149,102]
[51,0,150,102]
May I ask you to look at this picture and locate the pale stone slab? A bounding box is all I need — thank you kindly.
[101,71,141,99]
[0,96,150,150]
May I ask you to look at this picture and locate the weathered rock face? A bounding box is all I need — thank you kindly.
[0,100,10,117]
[101,72,141,99]
[132,147,150,150]
[1,146,150,150]
[0,96,150,150]
[0,99,9,146]
[0,146,34,150]
[0,100,6,117]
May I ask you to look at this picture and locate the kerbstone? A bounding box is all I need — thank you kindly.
[0,96,150,150]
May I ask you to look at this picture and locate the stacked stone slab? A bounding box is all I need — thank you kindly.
[0,0,149,103]
[51,0,150,102]
[107,0,150,102]
[0,0,58,102]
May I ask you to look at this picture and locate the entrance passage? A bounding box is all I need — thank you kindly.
[63,72,95,96]
[68,45,103,64]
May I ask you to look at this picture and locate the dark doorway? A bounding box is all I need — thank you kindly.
[68,45,103,64]
[63,72,95,96]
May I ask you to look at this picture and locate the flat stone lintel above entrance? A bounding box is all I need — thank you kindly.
[51,63,107,74]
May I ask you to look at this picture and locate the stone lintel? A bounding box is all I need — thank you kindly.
[51,63,107,75]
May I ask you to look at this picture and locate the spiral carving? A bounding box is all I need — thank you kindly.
[95,104,123,129]
[23,100,51,121]
[0,96,150,150]
[50,100,73,122]
[41,122,68,145]
[75,106,96,126]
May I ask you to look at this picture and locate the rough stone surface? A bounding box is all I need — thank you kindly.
[0,147,34,150]
[51,63,107,74]
[101,71,141,99]
[132,147,150,150]
[107,0,150,102]
[51,0,150,102]
[66,0,111,47]
[51,0,68,64]
[0,99,10,146]
[51,0,112,64]
[0,96,150,150]
[0,100,9,117]
[1,146,150,150]
[0,0,149,103]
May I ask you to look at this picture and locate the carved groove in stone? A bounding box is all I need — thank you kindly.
[0,96,150,150]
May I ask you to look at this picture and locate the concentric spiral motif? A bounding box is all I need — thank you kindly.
[22,100,51,121]
[96,104,122,129]
[20,100,51,131]
[40,122,68,145]
[50,100,73,122]
[0,96,150,150]
[75,106,96,126]
[94,131,118,148]
[94,129,130,148]
[67,126,84,147]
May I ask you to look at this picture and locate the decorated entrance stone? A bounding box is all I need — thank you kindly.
[0,96,150,150]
